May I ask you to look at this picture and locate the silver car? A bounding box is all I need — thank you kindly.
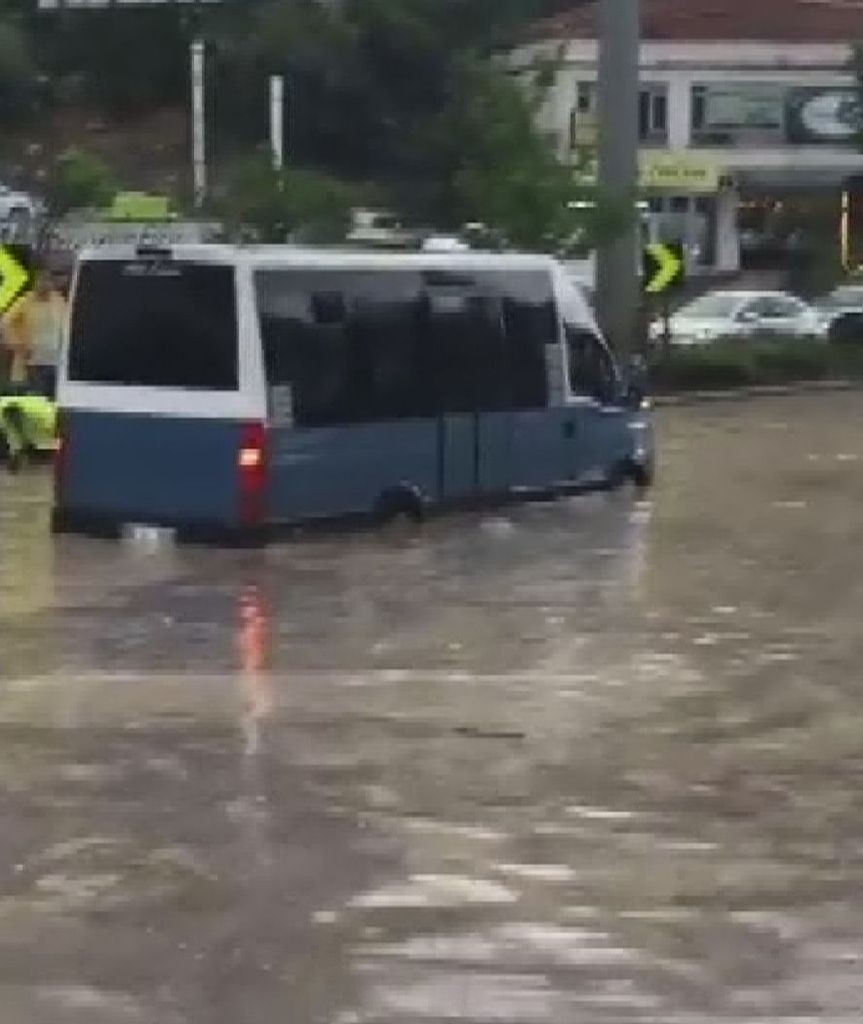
[650,291,825,347]
[813,284,863,333]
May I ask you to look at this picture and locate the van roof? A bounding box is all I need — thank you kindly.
[77,243,559,272]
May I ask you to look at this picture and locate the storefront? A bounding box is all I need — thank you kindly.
[685,81,862,274]
[637,153,736,273]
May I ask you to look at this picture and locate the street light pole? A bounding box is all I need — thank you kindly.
[596,0,641,358]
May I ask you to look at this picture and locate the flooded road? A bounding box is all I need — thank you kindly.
[1,392,863,1023]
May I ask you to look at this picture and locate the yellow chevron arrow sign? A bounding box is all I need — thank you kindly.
[0,246,30,313]
[643,242,685,295]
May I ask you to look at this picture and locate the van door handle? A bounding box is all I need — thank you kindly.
[563,421,577,440]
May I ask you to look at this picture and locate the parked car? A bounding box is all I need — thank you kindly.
[649,290,825,347]
[0,184,39,224]
[813,284,863,342]
[347,208,419,249]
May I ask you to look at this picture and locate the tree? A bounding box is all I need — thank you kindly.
[3,0,601,245]
[420,58,631,251]
[209,0,588,203]
[43,147,117,218]
[215,153,357,243]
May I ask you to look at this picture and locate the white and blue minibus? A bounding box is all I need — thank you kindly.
[53,245,653,541]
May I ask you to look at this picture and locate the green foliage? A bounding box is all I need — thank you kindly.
[12,0,598,242]
[419,58,633,250]
[216,154,357,243]
[649,339,863,392]
[44,147,117,218]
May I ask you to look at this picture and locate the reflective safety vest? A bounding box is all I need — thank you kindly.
[0,394,57,454]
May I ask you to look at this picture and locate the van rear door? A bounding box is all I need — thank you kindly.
[58,254,263,530]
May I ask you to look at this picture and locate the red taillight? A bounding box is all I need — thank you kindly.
[53,410,68,500]
[238,421,267,526]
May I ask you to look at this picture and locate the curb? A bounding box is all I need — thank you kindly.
[653,379,861,407]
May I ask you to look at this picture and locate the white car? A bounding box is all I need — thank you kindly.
[0,185,39,224]
[813,284,863,333]
[650,291,825,347]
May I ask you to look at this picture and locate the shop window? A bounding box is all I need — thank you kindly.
[576,81,595,114]
[639,86,668,144]
[691,83,786,147]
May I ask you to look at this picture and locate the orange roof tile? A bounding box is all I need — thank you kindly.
[537,0,863,42]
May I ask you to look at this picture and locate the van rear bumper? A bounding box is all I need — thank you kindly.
[51,507,269,547]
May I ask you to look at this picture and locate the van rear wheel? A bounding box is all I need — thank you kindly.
[373,486,426,526]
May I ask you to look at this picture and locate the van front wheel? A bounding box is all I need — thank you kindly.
[630,456,655,490]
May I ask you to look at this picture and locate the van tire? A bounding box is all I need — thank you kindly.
[630,456,655,490]
[373,486,426,526]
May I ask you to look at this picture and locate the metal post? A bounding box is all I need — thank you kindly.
[191,37,207,207]
[596,0,641,357]
[270,75,285,173]
[840,189,850,270]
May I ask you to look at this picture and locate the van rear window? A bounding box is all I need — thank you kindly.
[69,261,238,390]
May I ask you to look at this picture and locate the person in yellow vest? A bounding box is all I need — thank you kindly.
[2,271,67,397]
[0,393,56,473]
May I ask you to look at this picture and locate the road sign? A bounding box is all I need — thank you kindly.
[643,242,685,295]
[0,245,31,314]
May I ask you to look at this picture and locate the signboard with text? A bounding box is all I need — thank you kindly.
[640,153,719,194]
[576,154,720,194]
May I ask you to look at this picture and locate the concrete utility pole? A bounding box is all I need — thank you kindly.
[191,37,207,207]
[596,0,641,357]
[270,75,286,173]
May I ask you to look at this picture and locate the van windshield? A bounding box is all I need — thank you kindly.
[69,260,238,390]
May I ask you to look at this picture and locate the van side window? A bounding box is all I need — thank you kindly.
[256,270,434,426]
[425,269,553,413]
[255,267,556,424]
[493,270,555,409]
[566,327,619,404]
[425,287,507,413]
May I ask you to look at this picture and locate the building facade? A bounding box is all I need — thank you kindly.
[514,0,863,275]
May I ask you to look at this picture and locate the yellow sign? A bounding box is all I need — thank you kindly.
[644,242,685,295]
[639,154,720,194]
[0,246,29,313]
[574,152,720,194]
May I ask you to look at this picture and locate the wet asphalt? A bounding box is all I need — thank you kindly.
[1,392,863,1023]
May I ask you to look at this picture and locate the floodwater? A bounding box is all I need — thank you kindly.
[1,392,863,1023]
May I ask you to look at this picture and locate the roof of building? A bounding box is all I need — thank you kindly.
[536,0,863,43]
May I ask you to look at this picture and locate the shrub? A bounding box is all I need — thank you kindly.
[649,338,841,392]
[750,340,828,383]
[650,343,753,391]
